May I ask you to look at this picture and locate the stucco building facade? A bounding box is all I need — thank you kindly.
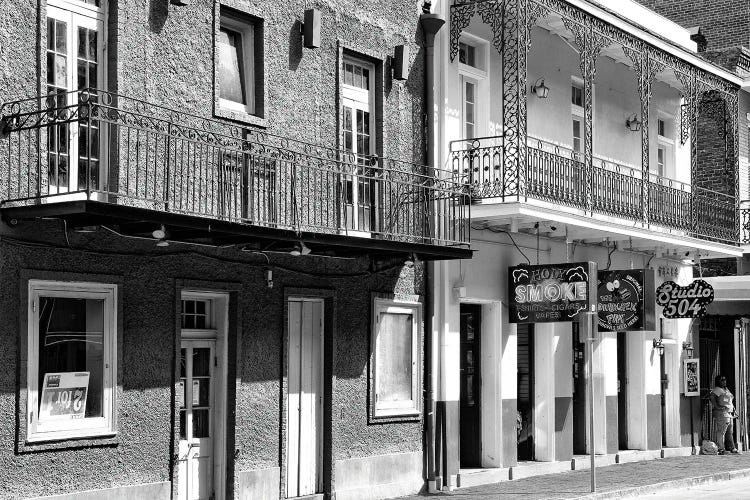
[0,1,470,499]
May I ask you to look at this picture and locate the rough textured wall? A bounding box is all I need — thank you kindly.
[634,0,750,52]
[0,221,423,498]
[0,0,429,496]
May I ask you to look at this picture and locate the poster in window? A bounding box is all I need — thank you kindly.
[39,372,90,420]
[683,358,700,397]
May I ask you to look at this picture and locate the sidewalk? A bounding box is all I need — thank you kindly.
[399,454,750,499]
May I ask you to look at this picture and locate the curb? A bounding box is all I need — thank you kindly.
[575,467,750,499]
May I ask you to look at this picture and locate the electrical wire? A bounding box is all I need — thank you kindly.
[0,235,404,279]
[471,222,531,264]
[604,241,616,271]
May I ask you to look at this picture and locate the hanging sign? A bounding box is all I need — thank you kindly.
[655,279,714,318]
[508,262,597,323]
[39,372,89,421]
[597,269,655,332]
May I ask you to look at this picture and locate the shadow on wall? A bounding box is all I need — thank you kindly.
[149,0,168,33]
[289,20,303,71]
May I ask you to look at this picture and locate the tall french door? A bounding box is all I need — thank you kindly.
[341,58,376,233]
[46,0,105,195]
[287,298,324,497]
[178,340,215,500]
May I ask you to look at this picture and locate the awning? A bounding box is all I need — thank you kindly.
[704,277,750,317]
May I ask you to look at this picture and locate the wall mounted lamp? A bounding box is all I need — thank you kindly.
[682,341,695,357]
[626,113,642,132]
[152,224,167,240]
[393,45,409,81]
[653,338,665,356]
[302,9,321,49]
[531,77,549,99]
[290,242,312,256]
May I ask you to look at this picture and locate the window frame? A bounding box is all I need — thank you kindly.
[26,280,118,442]
[217,14,255,115]
[45,0,107,195]
[462,76,478,140]
[340,55,377,234]
[370,297,422,420]
[656,112,675,179]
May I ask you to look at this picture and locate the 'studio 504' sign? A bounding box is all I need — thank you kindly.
[655,279,714,318]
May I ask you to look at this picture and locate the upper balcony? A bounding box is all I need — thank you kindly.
[452,134,735,245]
[442,0,742,257]
[0,89,471,260]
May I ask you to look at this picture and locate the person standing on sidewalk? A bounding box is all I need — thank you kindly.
[710,375,739,455]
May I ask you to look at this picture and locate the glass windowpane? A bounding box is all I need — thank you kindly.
[56,20,67,53]
[37,297,105,420]
[376,312,413,403]
[192,348,210,377]
[193,409,210,438]
[218,27,246,104]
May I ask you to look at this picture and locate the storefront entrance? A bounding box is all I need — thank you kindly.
[517,324,534,461]
[617,332,628,450]
[573,322,586,454]
[287,298,324,497]
[459,304,482,467]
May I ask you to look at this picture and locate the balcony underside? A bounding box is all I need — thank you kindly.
[1,200,472,261]
[471,199,742,258]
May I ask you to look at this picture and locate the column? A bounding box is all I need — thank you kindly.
[480,301,504,467]
[600,331,619,454]
[626,331,649,450]
[662,318,691,448]
[501,318,518,467]
[534,323,556,461]
[433,259,461,489]
[499,0,527,198]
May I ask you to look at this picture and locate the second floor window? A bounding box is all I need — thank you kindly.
[217,13,256,115]
[463,78,476,139]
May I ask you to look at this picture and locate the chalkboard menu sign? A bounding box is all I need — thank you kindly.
[656,279,714,318]
[597,269,655,332]
[508,262,597,323]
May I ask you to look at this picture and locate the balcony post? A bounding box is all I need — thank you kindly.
[562,17,608,213]
[729,90,741,243]
[624,45,665,226]
[499,0,527,199]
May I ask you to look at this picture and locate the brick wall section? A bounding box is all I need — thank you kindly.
[634,0,750,52]
[694,94,736,196]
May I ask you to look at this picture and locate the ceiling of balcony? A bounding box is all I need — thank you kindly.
[535,14,684,91]
[470,201,742,259]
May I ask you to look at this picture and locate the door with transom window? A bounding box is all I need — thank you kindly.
[46,0,105,196]
[177,294,228,500]
[178,340,215,500]
[341,58,376,233]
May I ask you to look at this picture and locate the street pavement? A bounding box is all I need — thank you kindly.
[399,454,750,499]
[643,474,750,498]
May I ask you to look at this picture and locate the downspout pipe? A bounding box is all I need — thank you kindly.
[420,5,445,492]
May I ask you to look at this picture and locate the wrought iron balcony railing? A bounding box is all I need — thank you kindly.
[0,89,469,250]
[741,201,750,246]
[450,135,737,245]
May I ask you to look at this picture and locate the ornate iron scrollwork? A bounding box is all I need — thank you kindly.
[449,1,477,62]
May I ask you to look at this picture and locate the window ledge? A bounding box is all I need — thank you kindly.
[19,432,118,453]
[369,411,421,425]
[214,105,267,128]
